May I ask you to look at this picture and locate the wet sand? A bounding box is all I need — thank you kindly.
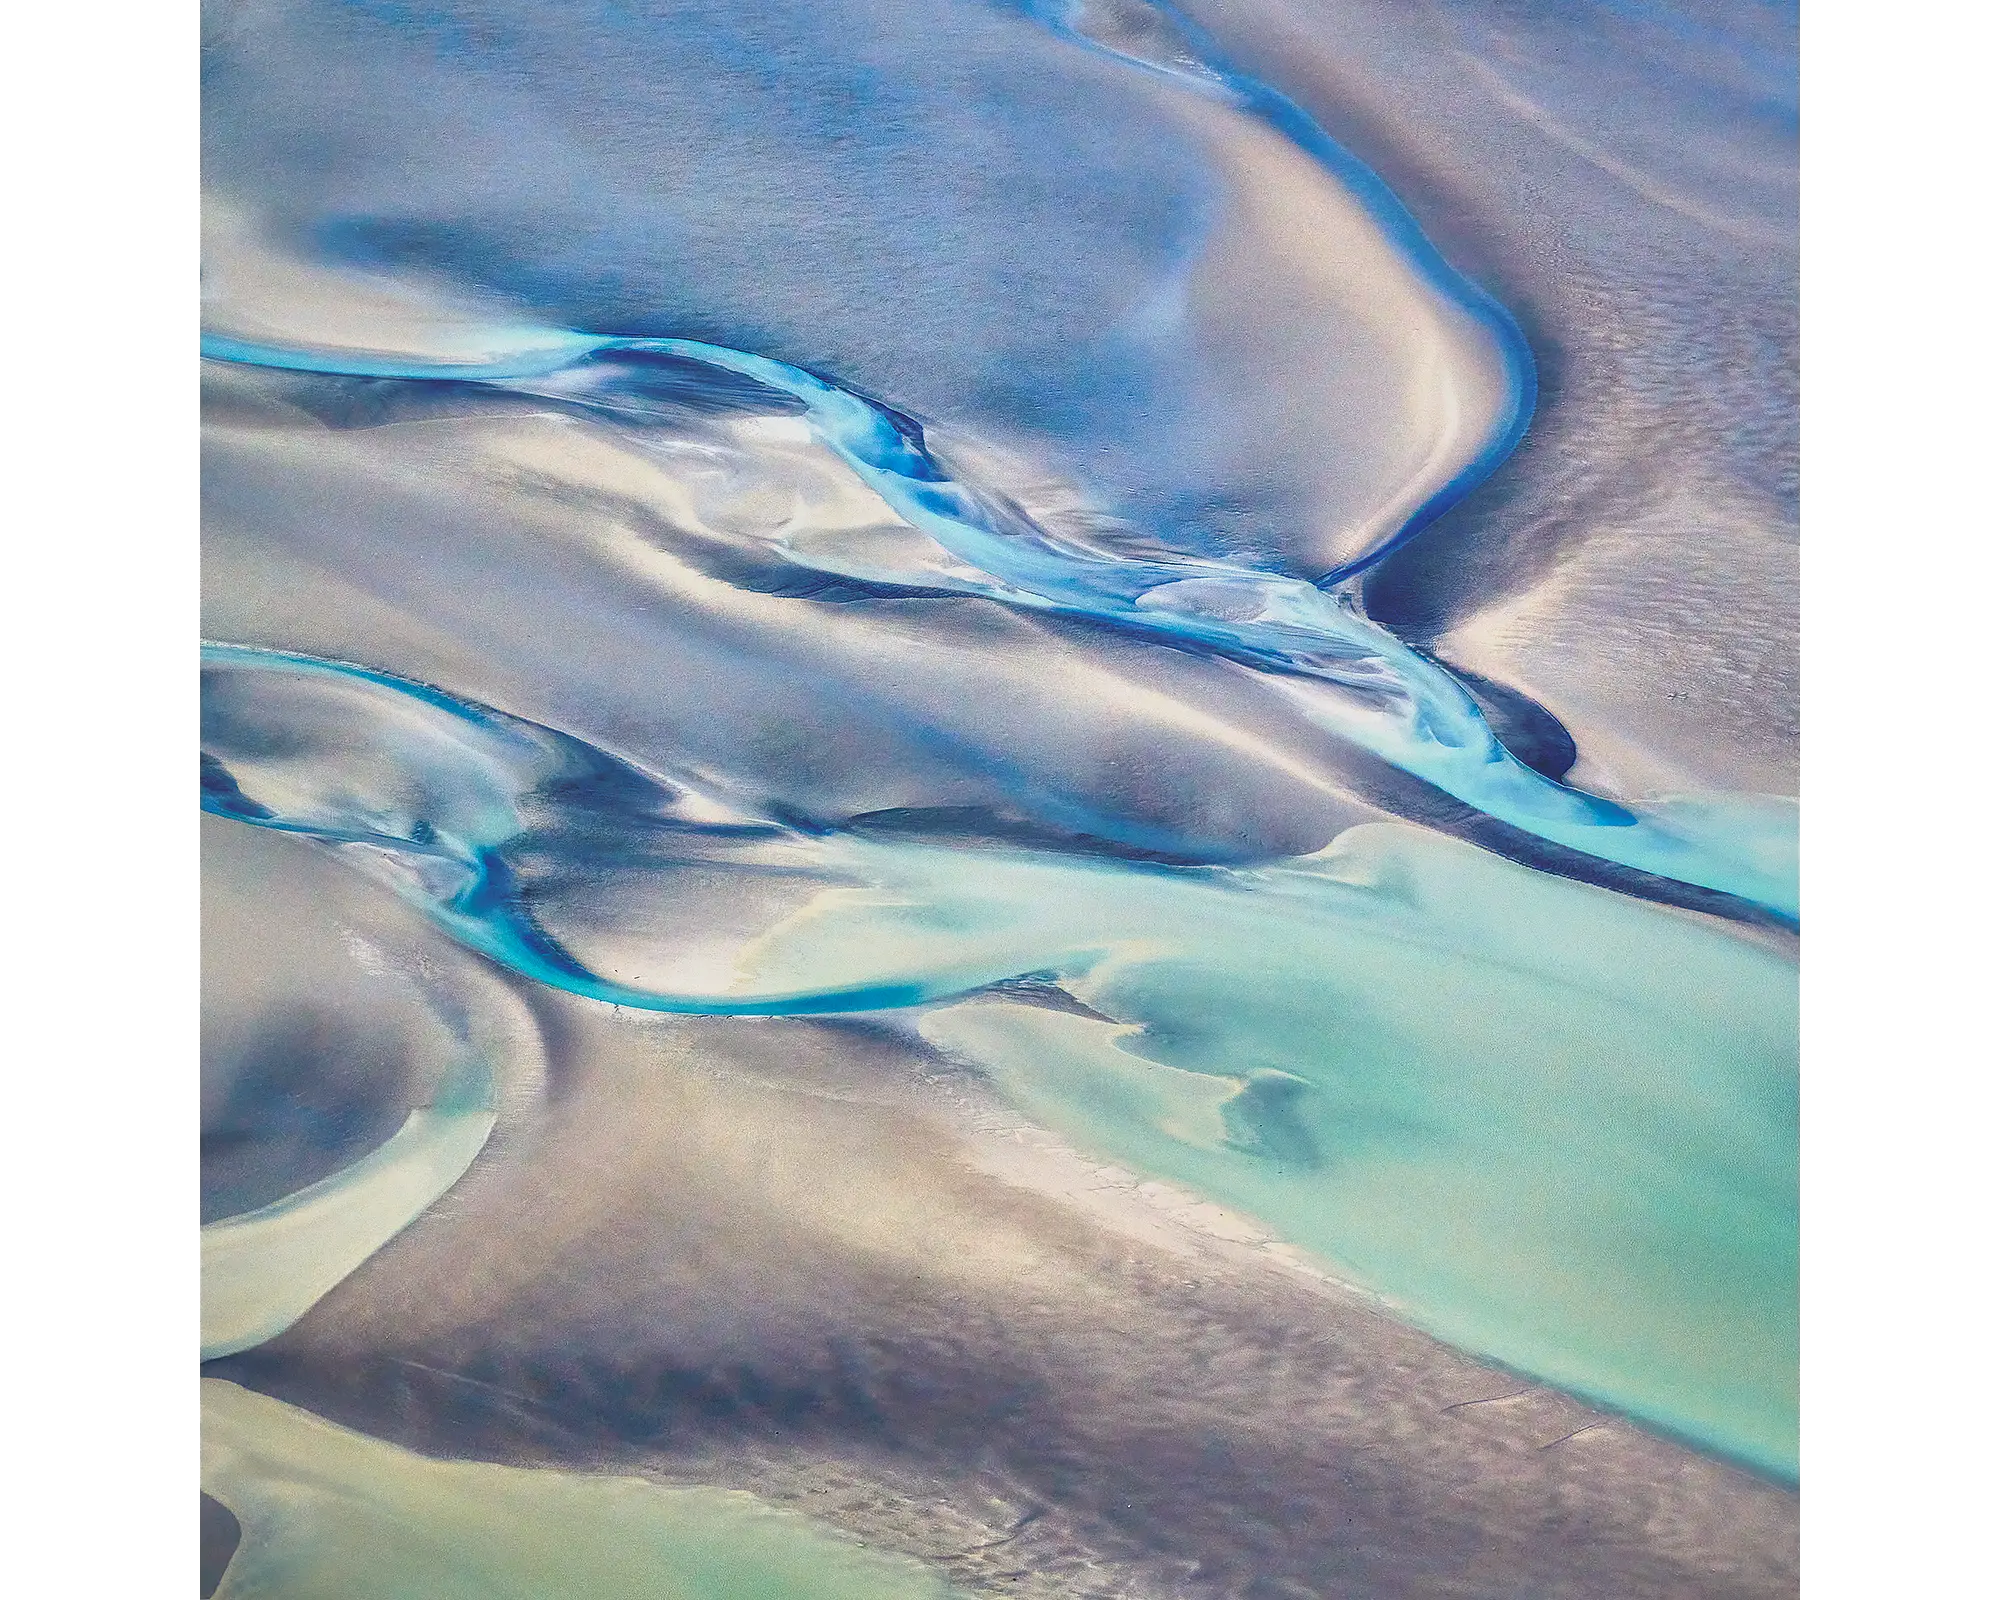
[210,989,1796,1598]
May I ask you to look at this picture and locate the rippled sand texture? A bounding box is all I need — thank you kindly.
[201,1,1797,1596]
[203,1379,959,1598]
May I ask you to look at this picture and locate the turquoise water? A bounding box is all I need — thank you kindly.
[202,334,1796,921]
[200,8,1798,1590]
[915,827,1798,1477]
[203,631,1796,1473]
